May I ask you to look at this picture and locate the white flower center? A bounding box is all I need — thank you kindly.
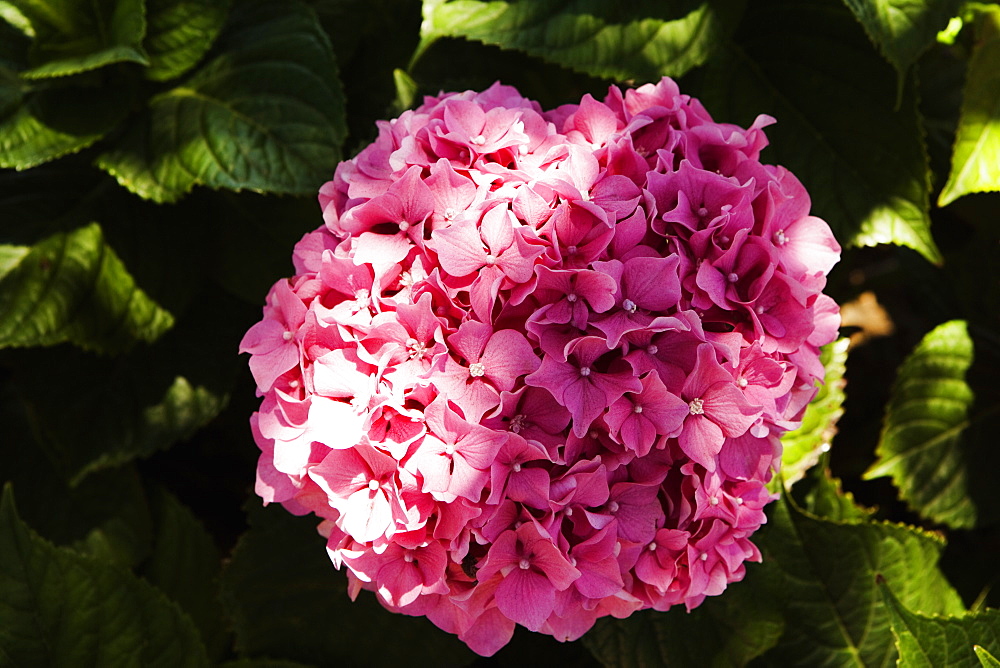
[648,542,657,551]
[511,462,522,473]
[368,479,379,491]
[519,558,531,570]
[406,337,428,360]
[282,330,294,341]
[469,362,486,377]
[709,496,719,506]
[633,405,644,414]
[689,398,705,415]
[471,134,486,145]
[774,229,788,245]
[398,221,410,232]
[484,254,496,266]
[736,497,744,505]
[647,344,658,355]
[579,366,591,377]
[700,552,708,561]
[738,377,748,388]
[444,208,458,220]
[404,552,415,563]
[566,293,578,303]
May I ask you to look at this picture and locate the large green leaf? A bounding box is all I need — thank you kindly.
[841,0,962,81]
[418,0,746,81]
[140,486,229,661]
[865,320,997,529]
[0,222,174,352]
[97,0,347,203]
[143,0,230,81]
[937,8,1000,206]
[0,72,133,169]
[777,338,849,488]
[693,0,942,265]
[0,0,148,78]
[752,493,964,666]
[0,484,210,667]
[583,578,784,667]
[880,578,1000,668]
[220,502,475,667]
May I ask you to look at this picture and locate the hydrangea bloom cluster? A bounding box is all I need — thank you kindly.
[241,77,840,656]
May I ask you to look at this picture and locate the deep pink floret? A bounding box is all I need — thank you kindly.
[242,77,841,655]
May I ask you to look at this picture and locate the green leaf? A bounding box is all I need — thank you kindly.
[97,0,347,203]
[694,0,942,265]
[777,338,849,488]
[978,646,1000,668]
[0,72,134,169]
[796,462,875,522]
[418,0,746,81]
[841,0,962,80]
[0,484,210,667]
[0,222,174,352]
[864,320,994,529]
[880,577,1000,668]
[143,0,230,81]
[140,486,229,661]
[221,502,475,667]
[583,579,784,667]
[937,9,1000,206]
[1,0,148,78]
[752,493,964,666]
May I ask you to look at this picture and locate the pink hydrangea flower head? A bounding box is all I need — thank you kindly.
[242,77,840,655]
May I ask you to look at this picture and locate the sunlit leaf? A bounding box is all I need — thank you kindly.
[0,222,174,352]
[937,9,1000,206]
[777,338,848,488]
[842,0,962,81]
[880,577,1000,668]
[694,0,942,264]
[418,0,746,81]
[865,320,994,529]
[143,0,230,81]
[0,484,210,667]
[751,493,964,666]
[97,0,346,202]
[1,0,148,78]
[0,72,133,169]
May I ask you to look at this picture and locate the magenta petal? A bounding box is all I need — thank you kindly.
[678,414,724,471]
[494,569,556,632]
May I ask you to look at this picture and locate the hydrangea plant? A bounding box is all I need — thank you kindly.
[241,77,840,655]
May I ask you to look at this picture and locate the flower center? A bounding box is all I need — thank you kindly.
[511,462,522,473]
[368,479,379,491]
[774,229,788,245]
[519,558,531,570]
[633,405,644,414]
[738,377,748,388]
[689,398,705,415]
[727,272,739,283]
[282,330,294,341]
[471,134,486,145]
[566,293,578,303]
[484,253,496,266]
[579,366,592,377]
[509,414,526,434]
[622,298,637,313]
[468,362,486,377]
[444,208,458,220]
[406,337,428,360]
[646,344,658,355]
[398,221,410,232]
